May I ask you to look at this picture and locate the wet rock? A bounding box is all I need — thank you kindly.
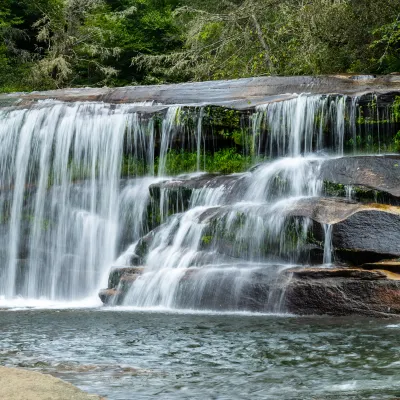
[99,288,121,304]
[320,155,400,204]
[285,198,400,264]
[100,262,400,317]
[108,267,144,289]
[284,267,400,317]
[151,174,241,192]
[149,173,245,213]
[126,254,144,266]
[99,267,145,304]
[287,267,387,280]
[131,198,400,266]
[361,260,400,274]
[99,263,289,309]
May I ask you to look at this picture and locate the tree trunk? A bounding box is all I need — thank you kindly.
[251,13,273,73]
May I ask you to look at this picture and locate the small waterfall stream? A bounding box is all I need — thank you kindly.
[0,93,397,308]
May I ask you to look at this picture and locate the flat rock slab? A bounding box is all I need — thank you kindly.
[286,267,387,280]
[361,260,400,274]
[0,366,103,400]
[284,267,400,317]
[150,174,244,191]
[1,75,400,109]
[320,155,400,199]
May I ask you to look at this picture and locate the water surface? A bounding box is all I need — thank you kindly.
[1,309,399,399]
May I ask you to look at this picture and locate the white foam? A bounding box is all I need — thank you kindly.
[0,295,102,310]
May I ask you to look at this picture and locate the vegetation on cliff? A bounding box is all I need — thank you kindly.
[0,0,399,92]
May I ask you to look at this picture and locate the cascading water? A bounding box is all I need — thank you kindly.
[0,93,396,308]
[119,156,324,311]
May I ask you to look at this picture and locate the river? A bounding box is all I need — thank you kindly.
[1,308,399,399]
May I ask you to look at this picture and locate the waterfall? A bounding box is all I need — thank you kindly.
[323,224,333,265]
[0,93,397,307]
[120,156,324,311]
[0,102,128,300]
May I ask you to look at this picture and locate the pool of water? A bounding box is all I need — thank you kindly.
[0,308,400,399]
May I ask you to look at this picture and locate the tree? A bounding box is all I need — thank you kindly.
[371,13,400,73]
[31,0,133,88]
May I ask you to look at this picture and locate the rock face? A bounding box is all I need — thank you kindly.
[320,155,400,204]
[284,198,400,264]
[154,198,400,265]
[284,268,400,317]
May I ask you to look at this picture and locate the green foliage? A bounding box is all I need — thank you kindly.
[371,15,400,73]
[121,156,149,176]
[393,131,400,153]
[121,148,257,177]
[393,96,400,122]
[160,148,254,175]
[0,0,400,91]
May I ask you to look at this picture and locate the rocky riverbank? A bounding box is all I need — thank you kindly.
[0,367,103,400]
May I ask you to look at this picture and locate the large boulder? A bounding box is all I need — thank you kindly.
[194,198,400,265]
[284,267,400,317]
[285,198,400,264]
[320,155,400,204]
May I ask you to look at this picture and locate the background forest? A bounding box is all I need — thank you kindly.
[0,0,399,92]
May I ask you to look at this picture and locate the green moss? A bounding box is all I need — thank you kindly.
[323,181,346,197]
[393,131,400,152]
[392,96,400,122]
[201,235,213,246]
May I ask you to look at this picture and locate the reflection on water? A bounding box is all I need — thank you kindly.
[1,310,400,399]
